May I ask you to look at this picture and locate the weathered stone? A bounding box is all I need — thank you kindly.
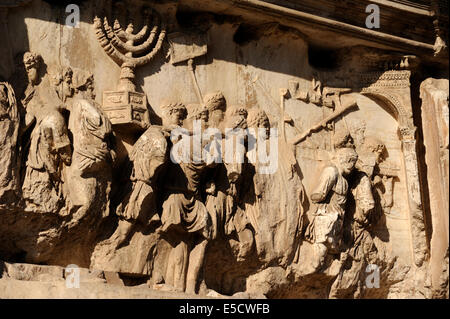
[0,0,447,299]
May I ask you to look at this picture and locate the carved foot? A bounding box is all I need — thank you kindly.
[153,283,184,293]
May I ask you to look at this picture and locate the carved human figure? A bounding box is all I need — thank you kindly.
[109,101,183,245]
[358,136,393,216]
[329,138,390,298]
[21,52,41,110]
[305,147,358,270]
[347,148,378,260]
[161,165,213,293]
[22,106,72,212]
[220,106,249,249]
[160,102,215,294]
[111,126,168,247]
[232,106,307,268]
[222,107,267,261]
[200,93,229,243]
[0,82,20,202]
[202,104,250,263]
[63,75,116,227]
[239,108,271,233]
[21,53,72,213]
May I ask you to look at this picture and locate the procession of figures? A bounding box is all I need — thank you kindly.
[0,0,428,298]
[0,45,399,296]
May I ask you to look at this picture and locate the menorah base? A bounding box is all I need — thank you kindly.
[102,90,149,132]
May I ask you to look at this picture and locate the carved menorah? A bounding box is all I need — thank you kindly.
[93,6,166,130]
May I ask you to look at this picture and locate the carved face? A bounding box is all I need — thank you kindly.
[170,110,182,126]
[86,80,95,99]
[260,118,270,139]
[26,67,38,85]
[62,70,74,99]
[62,82,74,100]
[196,110,209,125]
[224,108,248,131]
[225,162,242,183]
[342,161,356,175]
[208,109,224,128]
[248,109,270,139]
[336,148,358,176]
[168,109,185,126]
[59,145,72,166]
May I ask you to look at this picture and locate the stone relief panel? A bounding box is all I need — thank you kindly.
[0,0,446,299]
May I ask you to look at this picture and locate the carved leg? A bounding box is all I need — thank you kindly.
[312,243,327,270]
[185,239,207,294]
[111,219,134,248]
[237,228,254,261]
[166,240,188,292]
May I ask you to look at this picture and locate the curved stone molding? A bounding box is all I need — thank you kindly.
[360,70,428,268]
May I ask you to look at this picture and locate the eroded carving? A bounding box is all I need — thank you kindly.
[0,1,445,300]
[0,81,19,203]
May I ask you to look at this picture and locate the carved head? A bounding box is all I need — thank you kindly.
[333,130,354,149]
[362,136,385,163]
[23,52,40,85]
[73,70,95,100]
[247,108,270,138]
[350,119,366,146]
[61,67,74,100]
[189,104,209,123]
[204,91,226,128]
[356,136,385,176]
[161,101,187,127]
[334,147,358,176]
[224,105,248,130]
[85,75,95,99]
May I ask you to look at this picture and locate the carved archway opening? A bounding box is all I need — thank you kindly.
[360,89,428,268]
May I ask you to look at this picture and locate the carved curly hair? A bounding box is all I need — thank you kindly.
[203,91,226,112]
[247,108,269,128]
[23,52,40,70]
[160,101,187,120]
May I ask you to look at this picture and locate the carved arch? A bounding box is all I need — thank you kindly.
[358,73,428,267]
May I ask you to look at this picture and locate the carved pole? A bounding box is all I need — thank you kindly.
[188,58,203,104]
[279,88,288,142]
[167,32,207,105]
[289,99,358,145]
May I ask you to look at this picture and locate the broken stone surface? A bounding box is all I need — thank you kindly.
[0,0,448,299]
[420,78,449,299]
